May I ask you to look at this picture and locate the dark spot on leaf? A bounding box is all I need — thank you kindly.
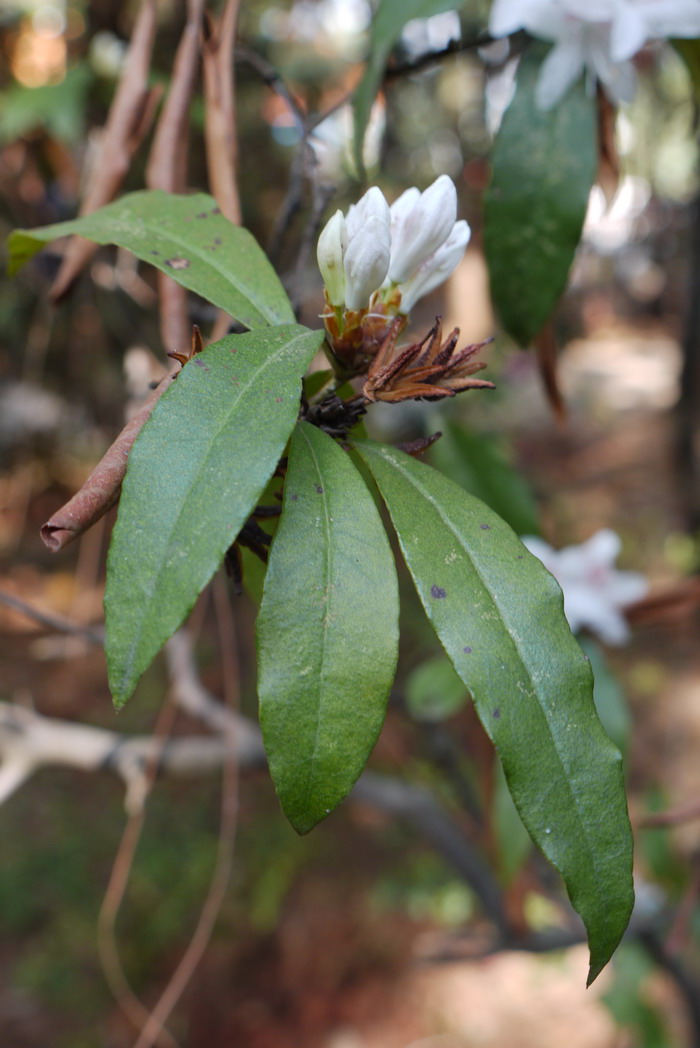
[196,211,208,219]
[517,555,524,559]
[290,493,298,501]
[480,524,490,530]
[315,485,323,494]
[492,708,501,719]
[166,257,190,270]
[150,250,161,256]
[463,646,472,654]
[193,359,210,370]
[214,237,222,245]
[275,396,283,402]
[211,206,221,214]
[430,585,446,599]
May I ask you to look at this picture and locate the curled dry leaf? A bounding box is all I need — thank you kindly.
[40,368,178,553]
[362,316,494,404]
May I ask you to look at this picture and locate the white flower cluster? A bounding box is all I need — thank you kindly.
[317,175,471,317]
[489,0,700,109]
[522,529,648,644]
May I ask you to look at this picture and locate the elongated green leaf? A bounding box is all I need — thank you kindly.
[429,420,540,536]
[353,0,462,175]
[7,190,294,329]
[356,439,633,984]
[483,45,597,346]
[105,325,323,707]
[257,422,399,834]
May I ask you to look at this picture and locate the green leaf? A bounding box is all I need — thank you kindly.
[257,421,399,834]
[429,420,540,536]
[493,758,533,885]
[483,44,597,346]
[405,654,468,721]
[7,190,294,329]
[105,325,323,707]
[355,439,633,983]
[579,637,631,759]
[673,39,700,105]
[353,0,462,176]
[0,64,92,145]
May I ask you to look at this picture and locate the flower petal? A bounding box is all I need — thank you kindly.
[535,37,587,109]
[343,213,391,310]
[388,175,457,284]
[397,220,471,313]
[317,209,347,307]
[641,0,700,38]
[346,185,391,241]
[610,2,649,61]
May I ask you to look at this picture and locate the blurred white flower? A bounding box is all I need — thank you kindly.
[522,529,648,644]
[489,0,700,109]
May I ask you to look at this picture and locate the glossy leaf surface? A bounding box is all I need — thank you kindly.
[483,45,597,345]
[356,439,633,983]
[105,325,323,707]
[8,190,294,329]
[258,422,399,834]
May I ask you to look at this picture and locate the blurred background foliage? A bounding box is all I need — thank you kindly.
[2,0,700,1045]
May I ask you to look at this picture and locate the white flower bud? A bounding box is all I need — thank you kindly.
[343,214,391,311]
[388,175,457,284]
[397,220,471,314]
[317,210,347,307]
[346,185,391,241]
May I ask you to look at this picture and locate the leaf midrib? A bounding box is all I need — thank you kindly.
[372,444,603,891]
[296,424,335,823]
[116,333,308,691]
[88,210,279,325]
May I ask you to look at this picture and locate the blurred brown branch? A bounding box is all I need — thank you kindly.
[50,0,161,301]
[146,0,207,359]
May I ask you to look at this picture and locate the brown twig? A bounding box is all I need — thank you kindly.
[384,33,496,81]
[0,589,104,643]
[145,0,206,359]
[202,0,243,342]
[641,798,700,828]
[202,0,242,226]
[97,693,181,1048]
[534,321,567,423]
[50,0,161,301]
[133,581,240,1048]
[40,368,178,553]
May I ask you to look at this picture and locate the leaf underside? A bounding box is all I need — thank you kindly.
[105,325,323,707]
[356,439,634,984]
[483,44,597,346]
[257,422,400,834]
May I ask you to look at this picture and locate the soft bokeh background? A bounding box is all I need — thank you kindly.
[2,1,700,1045]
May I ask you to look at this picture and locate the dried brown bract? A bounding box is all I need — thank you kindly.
[362,317,495,404]
[166,324,204,368]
